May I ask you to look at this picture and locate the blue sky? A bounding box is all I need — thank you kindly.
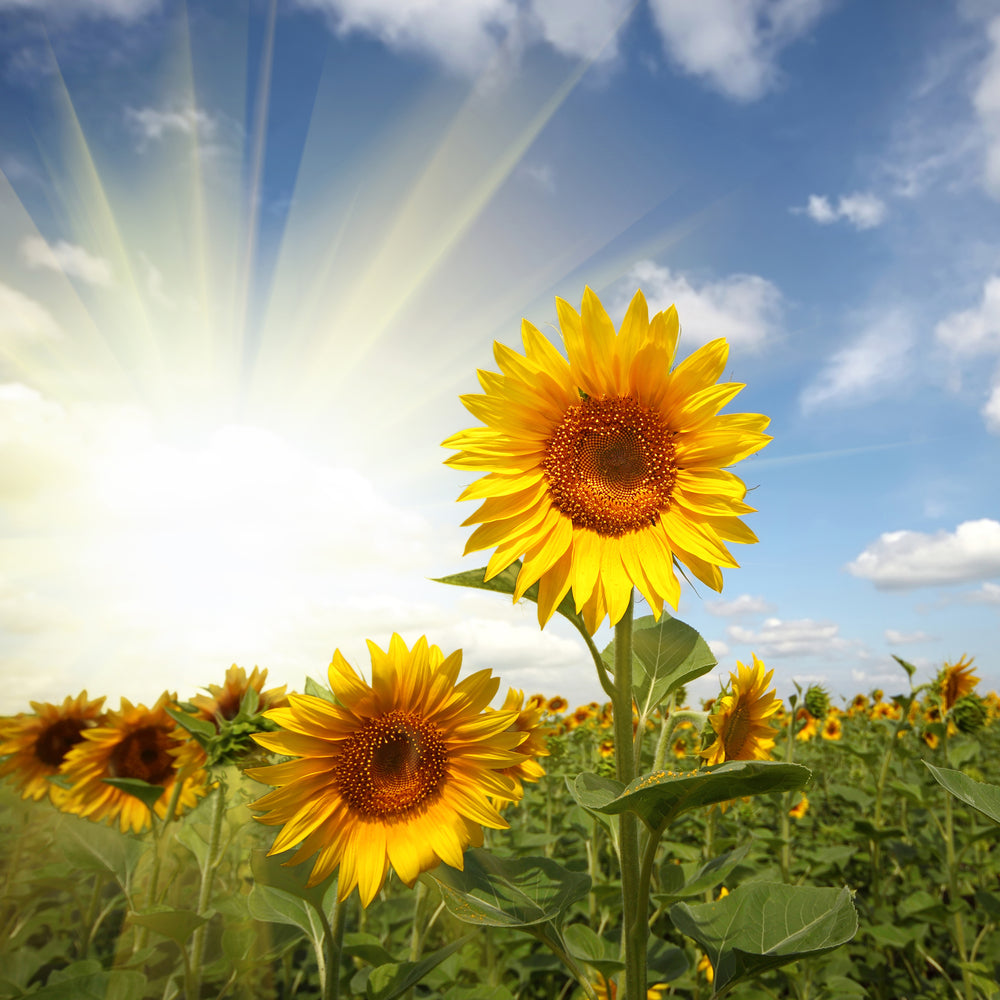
[0,0,998,714]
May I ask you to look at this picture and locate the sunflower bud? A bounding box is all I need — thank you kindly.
[952,694,987,734]
[804,685,830,720]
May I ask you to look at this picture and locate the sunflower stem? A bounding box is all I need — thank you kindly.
[189,778,228,999]
[611,593,645,1000]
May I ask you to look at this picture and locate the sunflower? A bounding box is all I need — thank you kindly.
[444,287,771,633]
[789,794,809,819]
[939,655,980,711]
[0,692,105,806]
[60,693,207,833]
[848,693,869,717]
[546,695,569,714]
[794,708,818,742]
[248,635,528,906]
[870,701,900,721]
[191,664,288,724]
[699,655,781,766]
[494,688,550,799]
[821,715,843,741]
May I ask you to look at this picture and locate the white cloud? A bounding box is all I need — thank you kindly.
[885,628,934,644]
[973,16,1000,199]
[847,518,1000,589]
[0,282,61,341]
[20,235,113,287]
[621,259,782,352]
[727,616,850,657]
[125,105,218,149]
[705,593,775,617]
[530,0,635,63]
[799,307,914,412]
[0,0,159,18]
[965,581,1000,605]
[935,275,1000,355]
[647,0,826,101]
[799,191,887,229]
[984,375,1000,433]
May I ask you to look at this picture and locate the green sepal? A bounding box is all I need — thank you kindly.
[426,849,591,927]
[101,777,165,812]
[925,761,1000,825]
[670,882,858,994]
[305,675,336,702]
[575,761,810,830]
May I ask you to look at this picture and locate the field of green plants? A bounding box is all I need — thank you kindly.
[2,646,1000,1000]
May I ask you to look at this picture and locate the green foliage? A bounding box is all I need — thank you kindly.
[925,761,1000,825]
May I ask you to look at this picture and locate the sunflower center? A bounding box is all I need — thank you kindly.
[542,395,677,536]
[35,718,88,767]
[335,710,448,820]
[108,726,177,785]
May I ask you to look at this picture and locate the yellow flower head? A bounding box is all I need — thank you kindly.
[60,693,207,833]
[848,693,869,716]
[546,695,569,714]
[191,664,288,725]
[821,715,843,741]
[939,655,980,711]
[789,794,809,819]
[494,688,550,799]
[0,692,106,806]
[870,701,900,721]
[444,287,771,633]
[248,635,527,906]
[698,954,715,983]
[699,655,782,766]
[795,707,818,742]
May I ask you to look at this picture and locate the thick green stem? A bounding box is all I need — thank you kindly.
[942,733,974,1000]
[780,711,796,883]
[612,594,645,1000]
[326,893,347,1000]
[189,780,228,998]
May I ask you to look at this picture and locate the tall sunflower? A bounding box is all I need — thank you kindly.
[699,655,781,766]
[60,693,207,833]
[444,287,770,632]
[939,655,980,711]
[191,664,288,724]
[248,635,529,906]
[0,692,105,806]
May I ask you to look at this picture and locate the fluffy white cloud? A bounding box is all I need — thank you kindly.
[885,628,934,644]
[530,0,635,63]
[800,191,887,229]
[799,307,914,412]
[727,616,849,657]
[705,593,775,617]
[20,236,113,287]
[620,260,782,352]
[935,275,1000,355]
[647,0,826,101]
[0,282,60,341]
[965,581,1000,605]
[847,518,1000,589]
[973,16,1000,199]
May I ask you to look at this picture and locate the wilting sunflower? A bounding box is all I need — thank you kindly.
[191,664,288,724]
[699,655,781,766]
[939,655,980,711]
[0,692,105,806]
[60,693,207,832]
[248,635,528,906]
[494,688,550,800]
[444,287,771,633]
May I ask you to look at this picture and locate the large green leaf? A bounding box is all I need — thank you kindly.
[601,614,716,713]
[366,936,472,1000]
[562,923,622,977]
[670,883,857,994]
[247,882,324,942]
[20,961,146,1000]
[129,907,209,946]
[58,813,145,890]
[427,849,591,927]
[925,761,1000,825]
[577,761,810,830]
[433,561,582,628]
[656,841,752,902]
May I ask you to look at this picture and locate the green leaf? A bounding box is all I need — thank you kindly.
[924,761,1000,825]
[866,923,912,948]
[602,614,716,713]
[101,777,166,811]
[23,962,146,1000]
[892,654,917,678]
[562,923,623,976]
[129,907,209,945]
[427,849,591,927]
[58,813,145,889]
[250,847,332,909]
[365,936,472,1000]
[670,883,857,993]
[166,706,218,740]
[647,938,689,984]
[342,932,397,967]
[433,561,583,628]
[442,987,515,1000]
[247,882,324,942]
[305,675,336,702]
[584,761,811,830]
[656,841,752,902]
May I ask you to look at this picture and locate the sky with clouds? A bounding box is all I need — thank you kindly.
[0,0,998,714]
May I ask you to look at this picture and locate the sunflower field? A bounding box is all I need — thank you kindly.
[2,289,999,1000]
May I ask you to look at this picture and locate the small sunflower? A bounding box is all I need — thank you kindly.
[60,694,207,833]
[789,794,809,819]
[546,695,569,715]
[794,708,818,742]
[821,715,843,741]
[699,655,781,766]
[0,692,105,806]
[444,287,771,633]
[494,688,550,799]
[870,701,899,721]
[191,664,288,724]
[698,955,715,984]
[248,635,527,906]
[939,655,980,711]
[848,693,869,717]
